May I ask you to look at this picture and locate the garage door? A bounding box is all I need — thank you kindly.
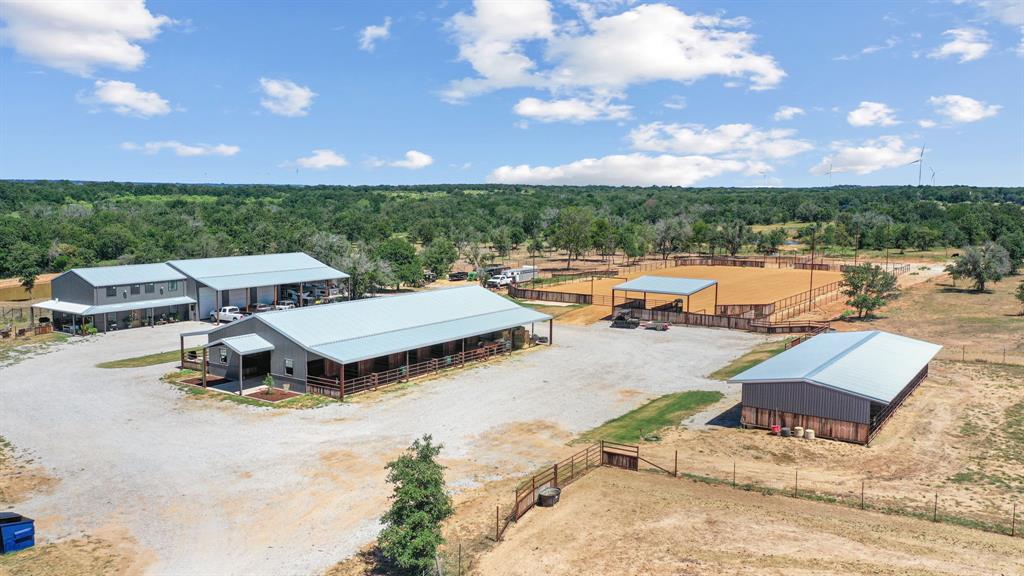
[198,287,216,319]
[228,289,247,308]
[256,286,276,304]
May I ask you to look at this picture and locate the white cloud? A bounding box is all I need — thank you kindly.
[847,101,900,127]
[662,96,687,110]
[917,119,937,128]
[629,122,813,159]
[513,96,631,122]
[292,149,348,169]
[368,150,434,170]
[773,106,805,121]
[121,141,239,157]
[928,94,1001,122]
[809,136,918,176]
[929,28,991,62]
[0,0,172,75]
[359,17,391,52]
[258,78,316,117]
[90,80,170,117]
[489,153,751,186]
[969,0,1024,26]
[835,36,900,60]
[444,1,784,103]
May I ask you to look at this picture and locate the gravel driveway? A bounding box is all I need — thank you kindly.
[1,320,758,575]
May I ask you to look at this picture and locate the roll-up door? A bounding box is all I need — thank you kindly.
[198,287,216,319]
[228,289,247,308]
[256,286,276,304]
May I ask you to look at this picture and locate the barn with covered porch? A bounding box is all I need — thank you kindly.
[179,285,552,398]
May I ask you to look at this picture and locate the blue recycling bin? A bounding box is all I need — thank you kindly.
[0,512,34,554]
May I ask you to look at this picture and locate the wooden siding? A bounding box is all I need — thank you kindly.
[741,405,870,444]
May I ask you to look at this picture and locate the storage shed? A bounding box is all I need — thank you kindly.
[730,330,941,444]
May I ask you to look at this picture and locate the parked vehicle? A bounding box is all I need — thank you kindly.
[211,306,245,322]
[610,314,640,329]
[448,271,469,281]
[274,300,296,310]
[247,303,274,314]
[486,265,538,288]
[484,264,509,277]
[422,271,437,284]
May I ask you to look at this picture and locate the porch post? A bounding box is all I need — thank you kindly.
[340,363,345,401]
[238,353,244,396]
[299,282,304,307]
[202,347,208,388]
[180,334,184,367]
[215,291,221,325]
[548,319,553,345]
[714,283,719,314]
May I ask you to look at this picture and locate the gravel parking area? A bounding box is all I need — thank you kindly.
[1,320,758,575]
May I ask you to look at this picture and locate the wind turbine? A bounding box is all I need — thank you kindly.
[929,166,936,186]
[907,144,925,186]
[759,171,768,187]
[825,159,833,186]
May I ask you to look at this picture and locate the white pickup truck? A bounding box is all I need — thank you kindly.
[210,306,245,322]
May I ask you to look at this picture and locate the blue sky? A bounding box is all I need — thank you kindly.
[1,0,1021,187]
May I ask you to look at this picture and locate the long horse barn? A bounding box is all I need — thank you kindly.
[730,330,942,444]
[180,286,553,397]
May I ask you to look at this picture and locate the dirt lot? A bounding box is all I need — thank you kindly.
[475,466,1024,576]
[0,320,756,575]
[538,265,844,312]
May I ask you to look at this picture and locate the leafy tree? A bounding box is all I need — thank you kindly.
[945,241,1011,292]
[341,242,394,297]
[589,217,616,260]
[18,265,39,325]
[552,207,593,268]
[841,264,899,318]
[996,231,1024,274]
[755,228,787,257]
[653,216,692,260]
[719,220,749,257]
[379,435,452,574]
[490,226,513,258]
[909,226,939,252]
[462,240,493,286]
[1016,281,1024,316]
[421,237,458,277]
[375,237,422,289]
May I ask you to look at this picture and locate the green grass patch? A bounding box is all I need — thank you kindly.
[577,390,724,444]
[708,338,794,381]
[97,347,200,369]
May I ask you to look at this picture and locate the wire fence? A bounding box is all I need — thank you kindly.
[934,346,1024,366]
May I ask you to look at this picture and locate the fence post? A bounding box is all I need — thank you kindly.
[1012,503,1017,537]
[962,347,965,362]
[674,450,678,478]
[933,493,938,522]
[860,480,865,510]
[554,463,559,488]
[733,461,736,487]
[495,505,500,541]
[794,469,798,497]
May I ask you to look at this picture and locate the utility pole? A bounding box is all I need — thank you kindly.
[808,226,817,303]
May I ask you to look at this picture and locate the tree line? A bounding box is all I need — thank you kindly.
[1,181,1021,290]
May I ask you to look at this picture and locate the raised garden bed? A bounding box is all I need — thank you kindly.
[246,388,301,402]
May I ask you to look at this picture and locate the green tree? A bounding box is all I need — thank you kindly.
[421,237,458,277]
[945,242,1011,292]
[18,265,39,325]
[552,207,593,268]
[841,264,899,318]
[996,231,1024,274]
[490,226,513,258]
[379,435,453,574]
[909,226,939,252]
[755,228,786,257]
[1016,281,1024,316]
[719,220,749,257]
[375,237,422,289]
[589,217,616,261]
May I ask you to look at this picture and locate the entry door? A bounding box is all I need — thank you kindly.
[198,287,216,319]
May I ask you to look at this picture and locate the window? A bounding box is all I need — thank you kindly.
[106,286,117,297]
[131,284,140,295]
[145,283,155,294]
[284,358,294,376]
[220,348,228,363]
[168,280,178,291]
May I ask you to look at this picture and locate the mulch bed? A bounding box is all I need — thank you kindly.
[246,388,301,402]
[180,375,227,386]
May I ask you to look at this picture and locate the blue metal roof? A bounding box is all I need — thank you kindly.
[166,252,348,291]
[613,275,717,296]
[206,286,551,365]
[730,331,942,404]
[68,263,186,287]
[34,295,196,315]
[207,334,275,355]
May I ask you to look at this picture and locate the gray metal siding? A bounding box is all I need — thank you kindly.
[50,272,96,305]
[207,319,309,381]
[93,279,186,306]
[742,380,871,424]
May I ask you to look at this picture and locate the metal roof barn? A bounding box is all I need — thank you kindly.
[207,285,551,365]
[166,252,349,292]
[731,330,942,444]
[64,263,186,287]
[613,276,718,296]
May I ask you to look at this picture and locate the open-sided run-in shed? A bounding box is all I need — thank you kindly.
[611,275,718,313]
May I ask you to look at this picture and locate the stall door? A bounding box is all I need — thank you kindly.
[256,286,276,304]
[198,287,216,319]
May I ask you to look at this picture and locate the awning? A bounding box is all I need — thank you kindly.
[613,276,717,296]
[32,299,92,315]
[206,334,275,355]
